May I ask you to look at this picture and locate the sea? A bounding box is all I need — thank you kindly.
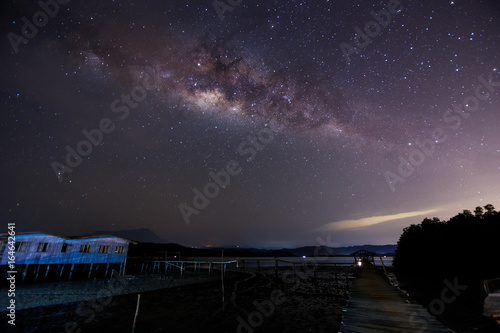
[185,256,393,268]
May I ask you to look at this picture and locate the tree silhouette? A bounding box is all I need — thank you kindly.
[393,204,500,280]
[484,204,495,216]
[474,206,483,217]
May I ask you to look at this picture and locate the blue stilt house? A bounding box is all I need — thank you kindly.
[0,232,132,282]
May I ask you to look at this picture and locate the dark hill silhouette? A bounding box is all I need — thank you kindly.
[87,227,166,243]
[127,242,296,258]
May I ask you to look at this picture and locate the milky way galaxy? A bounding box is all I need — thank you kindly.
[1,0,500,247]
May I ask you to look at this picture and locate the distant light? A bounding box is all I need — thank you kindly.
[357,260,362,267]
[302,256,306,259]
[384,255,387,258]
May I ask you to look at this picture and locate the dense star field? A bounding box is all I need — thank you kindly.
[1,0,499,247]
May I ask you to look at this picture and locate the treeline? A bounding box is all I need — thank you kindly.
[393,204,500,280]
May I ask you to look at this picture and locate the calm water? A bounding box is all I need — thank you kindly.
[186,256,393,267]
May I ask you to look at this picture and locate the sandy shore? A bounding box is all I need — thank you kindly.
[1,265,352,332]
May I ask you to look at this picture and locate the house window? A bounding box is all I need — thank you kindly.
[114,246,125,254]
[98,245,110,254]
[61,243,69,252]
[15,242,28,252]
[79,244,92,253]
[37,242,49,252]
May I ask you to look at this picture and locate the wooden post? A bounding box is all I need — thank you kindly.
[334,264,339,294]
[345,266,349,292]
[221,250,225,312]
[60,264,65,279]
[131,294,141,333]
[88,263,94,279]
[22,265,29,281]
[35,264,41,281]
[44,264,50,280]
[379,254,388,279]
[105,263,110,278]
[69,263,75,279]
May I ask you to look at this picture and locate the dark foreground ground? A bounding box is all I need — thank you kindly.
[1,266,351,333]
[393,269,500,333]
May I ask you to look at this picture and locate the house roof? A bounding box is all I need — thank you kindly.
[0,232,136,244]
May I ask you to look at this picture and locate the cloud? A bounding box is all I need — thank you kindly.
[313,209,438,232]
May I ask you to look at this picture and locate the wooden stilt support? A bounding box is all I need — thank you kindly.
[105,263,110,278]
[60,264,65,279]
[44,264,50,280]
[69,263,75,279]
[35,264,41,281]
[88,263,94,279]
[22,264,29,281]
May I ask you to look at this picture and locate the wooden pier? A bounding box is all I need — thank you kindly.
[138,258,353,280]
[139,259,238,276]
[340,260,450,332]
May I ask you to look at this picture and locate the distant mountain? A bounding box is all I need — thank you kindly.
[127,243,296,258]
[85,228,396,257]
[289,244,397,257]
[88,228,166,243]
[127,242,395,258]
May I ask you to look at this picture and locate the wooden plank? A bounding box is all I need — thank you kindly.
[340,262,450,332]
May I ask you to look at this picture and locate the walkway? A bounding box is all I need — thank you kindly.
[339,261,450,332]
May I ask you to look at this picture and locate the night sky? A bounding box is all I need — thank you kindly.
[1,0,499,248]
